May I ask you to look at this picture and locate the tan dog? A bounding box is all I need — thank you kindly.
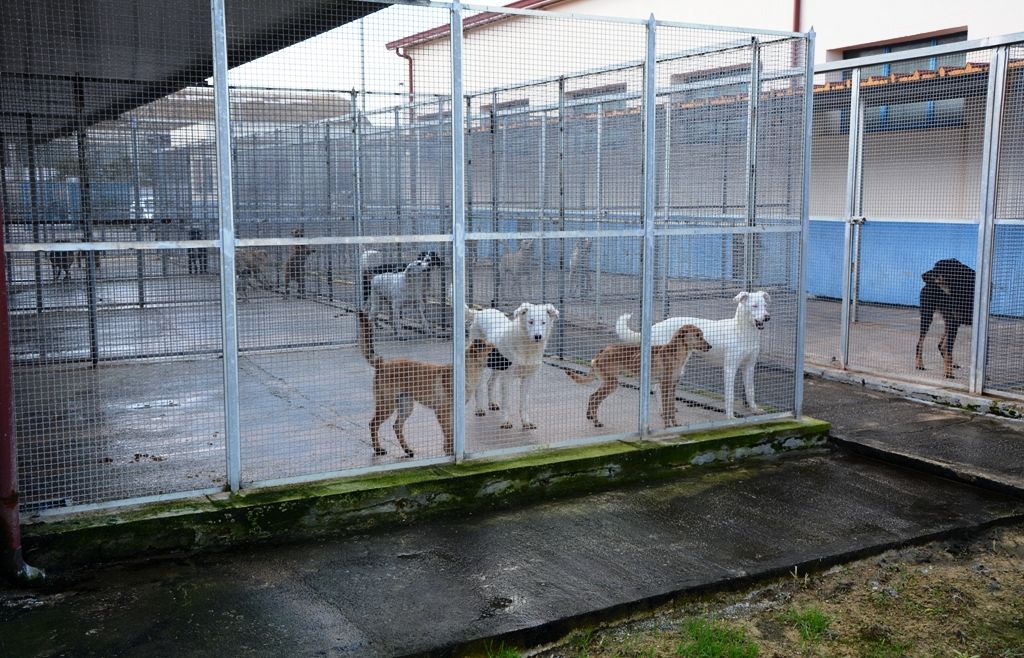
[283,227,315,297]
[358,310,493,458]
[566,324,711,428]
[236,248,271,300]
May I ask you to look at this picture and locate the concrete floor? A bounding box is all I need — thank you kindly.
[7,259,1022,515]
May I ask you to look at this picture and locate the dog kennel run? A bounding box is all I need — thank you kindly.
[806,33,1024,400]
[1,0,813,517]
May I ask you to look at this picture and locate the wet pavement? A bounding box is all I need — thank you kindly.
[3,376,1024,655]
[804,377,1024,496]
[2,446,1022,657]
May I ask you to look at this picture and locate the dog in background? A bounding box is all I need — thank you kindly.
[187,227,209,275]
[368,258,432,335]
[616,291,771,418]
[567,323,711,428]
[915,258,975,379]
[47,247,79,281]
[283,227,315,298]
[499,240,534,302]
[466,302,559,430]
[357,309,493,458]
[360,250,444,304]
[568,238,593,296]
[236,248,271,301]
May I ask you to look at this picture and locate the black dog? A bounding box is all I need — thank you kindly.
[187,227,209,275]
[360,250,444,304]
[915,258,975,379]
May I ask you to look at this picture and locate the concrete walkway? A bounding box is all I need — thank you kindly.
[804,377,1024,497]
[2,378,1024,657]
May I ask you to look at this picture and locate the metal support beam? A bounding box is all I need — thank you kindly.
[970,46,1008,395]
[793,31,815,417]
[638,14,658,437]
[742,37,761,290]
[556,77,567,360]
[210,0,241,492]
[839,68,863,368]
[130,118,147,309]
[450,2,468,462]
[74,79,100,367]
[0,196,45,583]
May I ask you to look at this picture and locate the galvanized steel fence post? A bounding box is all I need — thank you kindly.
[743,37,761,291]
[450,2,468,461]
[970,45,1009,395]
[839,67,863,368]
[210,0,241,492]
[130,117,147,308]
[793,31,816,417]
[638,14,658,437]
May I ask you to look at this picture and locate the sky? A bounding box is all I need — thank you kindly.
[227,3,446,104]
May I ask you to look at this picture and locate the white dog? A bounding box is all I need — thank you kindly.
[466,302,559,430]
[615,291,771,418]
[368,259,432,335]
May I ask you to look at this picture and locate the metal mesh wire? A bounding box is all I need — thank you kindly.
[2,1,810,513]
[986,47,1024,397]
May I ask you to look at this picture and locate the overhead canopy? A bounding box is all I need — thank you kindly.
[0,0,382,143]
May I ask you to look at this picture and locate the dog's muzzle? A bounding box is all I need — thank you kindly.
[755,317,769,330]
[532,334,544,342]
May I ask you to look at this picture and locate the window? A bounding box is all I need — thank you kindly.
[564,82,627,116]
[670,63,750,102]
[843,32,968,132]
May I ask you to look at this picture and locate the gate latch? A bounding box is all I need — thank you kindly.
[848,216,867,226]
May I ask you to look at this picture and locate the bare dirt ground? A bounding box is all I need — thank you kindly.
[536,522,1024,658]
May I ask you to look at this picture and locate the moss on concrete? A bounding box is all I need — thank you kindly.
[22,417,829,571]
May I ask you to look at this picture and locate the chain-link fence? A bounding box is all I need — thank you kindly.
[2,1,811,515]
[806,35,1024,401]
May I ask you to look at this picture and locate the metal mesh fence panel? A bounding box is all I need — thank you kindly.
[3,1,811,510]
[804,71,851,367]
[1,0,227,513]
[986,46,1024,397]
[806,47,1003,391]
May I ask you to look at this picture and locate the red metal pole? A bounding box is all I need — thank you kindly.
[0,185,44,582]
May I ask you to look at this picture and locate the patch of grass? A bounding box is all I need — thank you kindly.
[676,619,759,658]
[484,642,521,658]
[784,606,831,642]
[858,637,912,658]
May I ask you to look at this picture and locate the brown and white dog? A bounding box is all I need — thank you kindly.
[357,310,493,458]
[566,324,711,428]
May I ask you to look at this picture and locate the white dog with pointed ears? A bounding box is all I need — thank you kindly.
[616,290,771,418]
[465,302,560,430]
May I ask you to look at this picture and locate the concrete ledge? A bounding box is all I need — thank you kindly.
[806,365,1024,420]
[830,435,1024,500]
[23,418,829,571]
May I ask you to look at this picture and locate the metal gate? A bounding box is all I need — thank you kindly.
[806,33,1024,400]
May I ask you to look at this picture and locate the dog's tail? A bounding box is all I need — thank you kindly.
[564,364,597,386]
[463,303,480,327]
[356,310,383,369]
[615,313,642,344]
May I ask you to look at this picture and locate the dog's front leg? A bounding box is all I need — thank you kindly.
[486,368,502,412]
[722,356,739,418]
[742,357,761,413]
[519,374,537,430]
[499,373,515,429]
[474,371,489,417]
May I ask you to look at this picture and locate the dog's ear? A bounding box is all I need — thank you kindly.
[733,291,750,303]
[544,304,560,319]
[760,291,771,303]
[513,303,530,320]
